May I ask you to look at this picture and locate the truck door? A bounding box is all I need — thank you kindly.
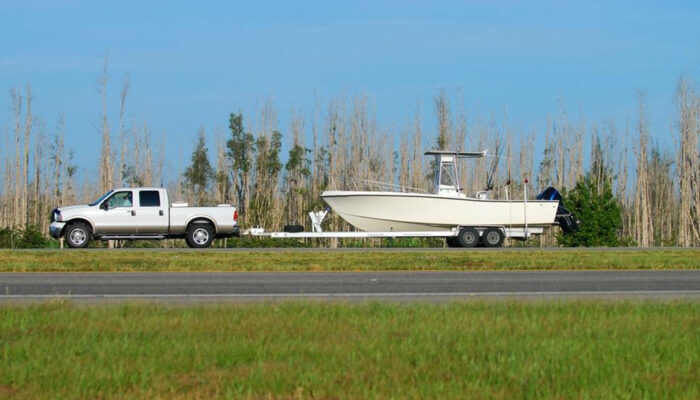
[136,189,168,234]
[95,190,137,234]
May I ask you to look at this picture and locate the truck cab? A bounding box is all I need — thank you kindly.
[91,188,168,235]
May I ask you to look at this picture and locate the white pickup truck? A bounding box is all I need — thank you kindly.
[49,187,239,248]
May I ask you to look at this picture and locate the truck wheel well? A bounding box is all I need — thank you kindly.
[187,218,216,234]
[66,219,93,235]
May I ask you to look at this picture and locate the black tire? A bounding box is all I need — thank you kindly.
[446,237,461,248]
[186,222,214,248]
[284,224,304,233]
[457,227,480,248]
[482,227,505,248]
[64,222,91,248]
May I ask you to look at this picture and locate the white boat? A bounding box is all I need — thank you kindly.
[322,150,560,233]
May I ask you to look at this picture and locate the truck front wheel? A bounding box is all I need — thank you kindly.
[64,222,91,248]
[186,223,214,248]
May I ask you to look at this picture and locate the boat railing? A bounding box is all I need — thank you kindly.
[328,175,430,194]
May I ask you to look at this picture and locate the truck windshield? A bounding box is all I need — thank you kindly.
[89,190,114,206]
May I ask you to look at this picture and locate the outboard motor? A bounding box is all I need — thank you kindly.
[536,187,580,233]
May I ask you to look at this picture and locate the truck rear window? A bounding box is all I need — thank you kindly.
[139,191,161,207]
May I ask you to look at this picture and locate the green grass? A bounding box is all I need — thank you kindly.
[1,301,698,399]
[0,249,698,272]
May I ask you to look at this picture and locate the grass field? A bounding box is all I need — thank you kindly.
[1,301,697,399]
[0,249,698,272]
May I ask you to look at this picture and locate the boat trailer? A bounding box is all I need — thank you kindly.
[244,208,544,247]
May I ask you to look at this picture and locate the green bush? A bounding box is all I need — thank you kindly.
[557,177,622,247]
[0,225,51,249]
[0,227,13,248]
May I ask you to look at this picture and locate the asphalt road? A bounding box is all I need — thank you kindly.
[1,270,698,302]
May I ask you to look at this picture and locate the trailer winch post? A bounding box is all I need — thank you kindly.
[309,207,330,232]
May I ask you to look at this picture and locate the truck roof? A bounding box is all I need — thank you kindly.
[112,187,165,191]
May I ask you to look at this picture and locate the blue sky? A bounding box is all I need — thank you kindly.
[1,0,698,176]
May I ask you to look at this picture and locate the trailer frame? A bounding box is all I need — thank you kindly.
[243,209,543,242]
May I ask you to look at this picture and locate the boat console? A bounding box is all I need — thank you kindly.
[425,150,487,197]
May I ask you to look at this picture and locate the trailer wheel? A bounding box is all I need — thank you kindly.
[457,227,480,248]
[482,227,505,248]
[186,223,214,248]
[64,222,91,248]
[446,237,461,248]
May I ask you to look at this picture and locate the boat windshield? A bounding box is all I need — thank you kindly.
[439,162,458,187]
[89,190,114,206]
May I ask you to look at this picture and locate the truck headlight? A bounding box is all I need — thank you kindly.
[54,211,62,222]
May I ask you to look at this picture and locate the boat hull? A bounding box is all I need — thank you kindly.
[321,191,559,232]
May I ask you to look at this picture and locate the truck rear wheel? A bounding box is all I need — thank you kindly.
[186,223,214,248]
[64,222,91,248]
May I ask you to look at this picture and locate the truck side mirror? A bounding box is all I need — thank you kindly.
[101,202,109,211]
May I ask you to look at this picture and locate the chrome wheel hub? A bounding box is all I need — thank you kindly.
[193,228,209,245]
[70,228,86,245]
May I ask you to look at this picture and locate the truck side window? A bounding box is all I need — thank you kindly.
[139,191,161,207]
[107,192,133,208]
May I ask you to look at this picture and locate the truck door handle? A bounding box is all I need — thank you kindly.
[131,210,136,216]
[159,210,164,216]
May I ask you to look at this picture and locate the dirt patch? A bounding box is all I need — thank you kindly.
[0,384,17,395]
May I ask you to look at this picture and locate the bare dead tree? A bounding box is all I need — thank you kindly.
[434,90,451,150]
[674,76,700,246]
[118,74,130,186]
[11,88,22,227]
[409,101,427,190]
[21,85,32,227]
[633,92,654,247]
[98,56,113,195]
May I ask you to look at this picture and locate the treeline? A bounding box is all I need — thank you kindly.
[0,69,698,247]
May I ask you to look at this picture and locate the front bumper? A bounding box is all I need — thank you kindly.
[49,222,66,239]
